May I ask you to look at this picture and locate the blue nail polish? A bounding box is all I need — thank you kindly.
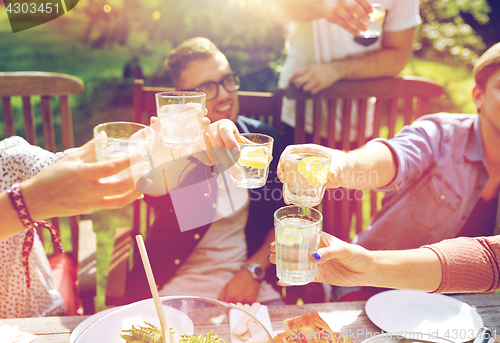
[268,243,272,249]
[312,252,321,261]
[267,254,270,261]
[276,281,280,286]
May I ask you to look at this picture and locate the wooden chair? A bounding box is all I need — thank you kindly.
[104,79,283,306]
[276,76,446,242]
[0,71,96,314]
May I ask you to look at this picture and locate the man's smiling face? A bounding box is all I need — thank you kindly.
[176,51,239,123]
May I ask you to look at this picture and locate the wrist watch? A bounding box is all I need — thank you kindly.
[242,262,265,280]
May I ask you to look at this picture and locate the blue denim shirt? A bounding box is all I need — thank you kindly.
[354,113,499,250]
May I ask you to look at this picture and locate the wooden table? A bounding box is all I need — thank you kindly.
[1,293,499,343]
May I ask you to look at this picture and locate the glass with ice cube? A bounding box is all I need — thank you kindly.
[275,206,323,285]
[359,3,386,38]
[94,122,155,183]
[284,148,331,207]
[155,91,205,148]
[231,133,273,188]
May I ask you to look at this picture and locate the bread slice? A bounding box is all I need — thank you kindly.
[273,312,353,343]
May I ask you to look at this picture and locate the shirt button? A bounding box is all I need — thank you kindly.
[440,195,446,201]
[170,209,173,213]
[212,203,217,209]
[194,234,200,240]
[174,259,180,265]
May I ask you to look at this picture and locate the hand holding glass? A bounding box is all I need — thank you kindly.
[359,3,386,38]
[155,91,205,148]
[283,147,331,207]
[94,122,154,183]
[231,133,273,188]
[275,206,323,285]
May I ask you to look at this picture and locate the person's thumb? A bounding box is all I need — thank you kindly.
[311,241,352,264]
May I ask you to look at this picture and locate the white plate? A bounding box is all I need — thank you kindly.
[70,307,118,343]
[72,298,194,343]
[365,290,483,342]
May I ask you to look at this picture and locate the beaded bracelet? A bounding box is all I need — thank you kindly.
[6,183,63,289]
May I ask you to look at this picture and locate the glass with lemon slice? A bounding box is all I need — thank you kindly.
[275,206,323,285]
[231,133,273,188]
[284,149,331,207]
[359,3,386,38]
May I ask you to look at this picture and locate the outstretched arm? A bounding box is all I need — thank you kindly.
[277,141,396,192]
[1,140,143,241]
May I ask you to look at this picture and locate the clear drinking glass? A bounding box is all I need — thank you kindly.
[231,133,274,189]
[283,148,331,207]
[359,3,386,38]
[94,121,154,183]
[155,91,205,148]
[274,206,323,285]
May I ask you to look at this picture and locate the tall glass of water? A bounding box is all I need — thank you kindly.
[283,147,331,207]
[155,91,205,148]
[275,206,323,285]
[94,122,155,183]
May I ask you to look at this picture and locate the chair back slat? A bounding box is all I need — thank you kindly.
[340,99,352,151]
[280,76,445,241]
[22,96,36,145]
[0,72,84,252]
[312,98,322,144]
[59,95,75,150]
[295,99,306,144]
[2,97,15,137]
[41,96,56,153]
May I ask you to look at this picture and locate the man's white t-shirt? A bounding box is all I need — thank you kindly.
[159,169,281,304]
[279,0,421,138]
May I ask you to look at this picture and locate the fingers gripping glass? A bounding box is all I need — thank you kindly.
[189,73,240,101]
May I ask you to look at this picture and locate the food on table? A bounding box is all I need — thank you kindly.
[121,323,225,343]
[121,321,173,343]
[231,302,262,341]
[179,330,225,343]
[273,311,354,343]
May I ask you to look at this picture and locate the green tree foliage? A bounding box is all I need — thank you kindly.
[72,0,287,90]
[416,0,494,67]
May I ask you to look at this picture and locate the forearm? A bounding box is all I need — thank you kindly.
[341,142,396,189]
[248,0,324,22]
[369,248,442,292]
[335,40,412,82]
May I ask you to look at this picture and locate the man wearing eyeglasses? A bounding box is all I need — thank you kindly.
[125,37,287,306]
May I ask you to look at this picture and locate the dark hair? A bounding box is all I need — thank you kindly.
[166,37,221,87]
[474,42,500,90]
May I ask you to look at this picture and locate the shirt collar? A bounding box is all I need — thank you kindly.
[464,114,485,162]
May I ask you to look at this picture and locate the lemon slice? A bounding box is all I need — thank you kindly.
[238,146,268,169]
[370,10,385,22]
[276,226,304,246]
[298,156,330,186]
[238,156,268,169]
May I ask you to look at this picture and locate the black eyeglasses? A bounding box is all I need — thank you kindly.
[188,73,240,101]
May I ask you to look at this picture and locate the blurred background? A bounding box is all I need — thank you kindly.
[0,0,499,310]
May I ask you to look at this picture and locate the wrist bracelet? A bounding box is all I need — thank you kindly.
[6,183,63,289]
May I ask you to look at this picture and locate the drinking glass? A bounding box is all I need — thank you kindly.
[274,206,323,285]
[231,133,274,189]
[94,122,154,183]
[283,147,331,207]
[359,3,386,38]
[155,91,205,148]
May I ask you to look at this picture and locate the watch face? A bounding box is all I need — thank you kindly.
[254,266,265,279]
